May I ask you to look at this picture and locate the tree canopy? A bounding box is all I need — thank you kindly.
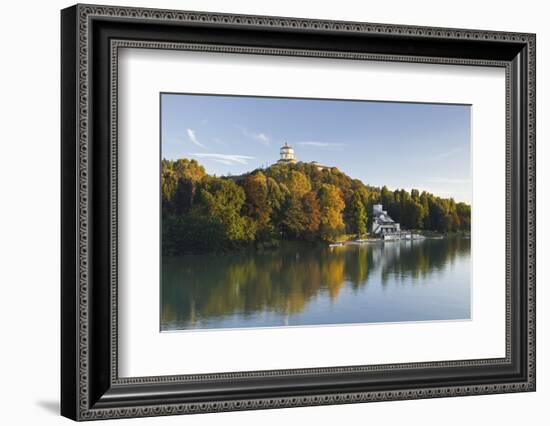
[162,159,471,255]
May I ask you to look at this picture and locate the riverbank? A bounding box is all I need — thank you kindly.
[328,230,470,247]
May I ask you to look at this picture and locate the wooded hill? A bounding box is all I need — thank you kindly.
[161,159,471,255]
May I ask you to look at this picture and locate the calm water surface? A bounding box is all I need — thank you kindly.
[161,238,471,331]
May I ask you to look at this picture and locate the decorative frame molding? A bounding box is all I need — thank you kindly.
[61,4,536,421]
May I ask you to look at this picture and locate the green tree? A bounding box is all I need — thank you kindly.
[265,177,287,231]
[349,192,367,236]
[456,202,471,231]
[241,172,272,233]
[161,167,178,204]
[266,177,286,212]
[380,185,394,208]
[286,170,311,198]
[171,177,195,216]
[281,195,308,238]
[194,177,256,244]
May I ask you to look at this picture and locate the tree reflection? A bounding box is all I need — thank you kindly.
[161,238,470,330]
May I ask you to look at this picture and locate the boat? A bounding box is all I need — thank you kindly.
[413,234,426,240]
[382,234,400,241]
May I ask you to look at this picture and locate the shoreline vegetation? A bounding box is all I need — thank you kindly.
[162,158,471,255]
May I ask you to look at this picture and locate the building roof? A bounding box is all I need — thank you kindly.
[373,210,397,223]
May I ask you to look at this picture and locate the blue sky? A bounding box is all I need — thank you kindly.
[161,93,471,203]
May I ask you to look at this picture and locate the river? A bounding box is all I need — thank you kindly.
[161,237,471,331]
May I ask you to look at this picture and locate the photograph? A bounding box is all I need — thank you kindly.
[160,94,472,331]
[58,3,536,420]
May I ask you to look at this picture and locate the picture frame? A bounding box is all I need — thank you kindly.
[61,3,536,421]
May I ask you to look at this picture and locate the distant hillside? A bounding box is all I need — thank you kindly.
[161,158,470,255]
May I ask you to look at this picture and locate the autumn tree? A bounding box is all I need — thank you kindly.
[161,158,206,217]
[318,184,345,240]
[301,191,321,239]
[171,158,206,182]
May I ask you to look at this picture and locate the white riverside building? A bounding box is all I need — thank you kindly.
[371,204,401,236]
[276,143,330,170]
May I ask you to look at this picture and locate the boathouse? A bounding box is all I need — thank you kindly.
[371,204,401,236]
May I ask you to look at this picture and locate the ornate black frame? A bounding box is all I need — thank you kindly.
[61,4,536,421]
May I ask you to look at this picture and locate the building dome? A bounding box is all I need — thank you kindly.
[278,142,297,163]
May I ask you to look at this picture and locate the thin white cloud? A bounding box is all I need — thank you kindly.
[190,153,255,165]
[239,127,270,146]
[256,133,270,144]
[297,141,347,150]
[211,159,234,165]
[186,128,206,148]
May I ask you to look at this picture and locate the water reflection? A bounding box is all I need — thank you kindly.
[161,237,471,331]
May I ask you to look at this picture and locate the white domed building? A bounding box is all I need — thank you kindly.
[277,142,297,164]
